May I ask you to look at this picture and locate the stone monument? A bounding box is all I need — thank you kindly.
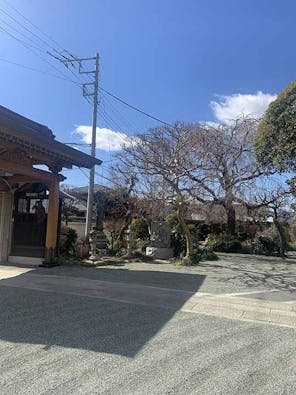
[146,221,173,259]
[122,226,133,258]
[88,225,108,261]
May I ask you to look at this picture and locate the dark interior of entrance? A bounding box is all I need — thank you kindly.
[11,183,48,257]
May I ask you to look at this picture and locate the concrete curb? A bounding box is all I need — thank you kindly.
[182,293,296,328]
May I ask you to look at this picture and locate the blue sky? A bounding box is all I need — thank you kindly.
[0,0,295,185]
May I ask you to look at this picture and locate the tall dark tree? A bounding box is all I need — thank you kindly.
[255,81,296,173]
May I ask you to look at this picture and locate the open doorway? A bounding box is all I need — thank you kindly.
[11,183,48,258]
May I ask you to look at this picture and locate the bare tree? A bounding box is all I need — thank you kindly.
[114,118,275,261]
[60,184,78,225]
[249,184,293,256]
[105,166,138,245]
[187,118,267,235]
[116,123,205,264]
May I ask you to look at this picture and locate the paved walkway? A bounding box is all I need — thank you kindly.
[0,265,295,328]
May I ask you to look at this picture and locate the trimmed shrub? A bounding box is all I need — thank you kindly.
[130,218,150,240]
[252,226,289,256]
[170,232,186,257]
[252,235,281,256]
[240,238,254,254]
[205,234,242,253]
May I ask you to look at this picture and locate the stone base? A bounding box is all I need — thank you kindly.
[40,259,60,268]
[146,247,174,260]
[95,239,108,249]
[89,255,100,261]
[8,256,43,267]
[89,249,107,261]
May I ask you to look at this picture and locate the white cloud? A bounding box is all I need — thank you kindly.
[204,121,222,128]
[211,91,277,124]
[74,125,131,151]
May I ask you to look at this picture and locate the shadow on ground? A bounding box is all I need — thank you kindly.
[204,254,296,292]
[13,263,207,292]
[0,268,205,358]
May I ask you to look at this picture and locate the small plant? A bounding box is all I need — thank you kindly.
[108,239,124,256]
[188,250,202,265]
[59,227,78,255]
[131,251,154,261]
[201,250,219,261]
[287,242,296,251]
[76,237,90,258]
[181,248,219,265]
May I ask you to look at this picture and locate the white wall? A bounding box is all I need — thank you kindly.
[67,221,96,239]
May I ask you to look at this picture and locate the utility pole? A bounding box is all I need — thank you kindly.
[85,53,99,236]
[49,51,99,237]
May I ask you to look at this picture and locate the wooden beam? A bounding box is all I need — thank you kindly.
[0,159,65,181]
[0,140,65,170]
[0,126,101,169]
[3,175,48,184]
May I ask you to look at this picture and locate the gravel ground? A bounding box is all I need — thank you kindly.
[0,286,295,395]
[24,252,296,294]
[1,254,295,394]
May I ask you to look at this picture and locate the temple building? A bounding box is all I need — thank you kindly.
[0,105,101,266]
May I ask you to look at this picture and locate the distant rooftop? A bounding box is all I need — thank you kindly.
[69,184,110,195]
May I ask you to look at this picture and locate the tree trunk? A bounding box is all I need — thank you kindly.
[225,204,236,236]
[116,209,132,246]
[273,209,286,256]
[176,204,193,264]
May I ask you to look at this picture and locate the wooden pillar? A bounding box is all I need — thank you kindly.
[0,191,13,262]
[42,175,60,266]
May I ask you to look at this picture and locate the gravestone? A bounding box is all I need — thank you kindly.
[146,221,173,259]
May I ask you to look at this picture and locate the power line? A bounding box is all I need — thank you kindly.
[0,2,86,86]
[0,26,77,83]
[99,106,127,135]
[0,57,78,84]
[2,0,63,48]
[78,166,119,188]
[78,167,90,180]
[100,87,174,128]
[101,93,138,133]
[46,51,87,86]
[1,1,174,129]
[0,53,172,129]
[0,6,55,51]
[0,51,173,129]
[0,15,46,53]
[2,0,76,58]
